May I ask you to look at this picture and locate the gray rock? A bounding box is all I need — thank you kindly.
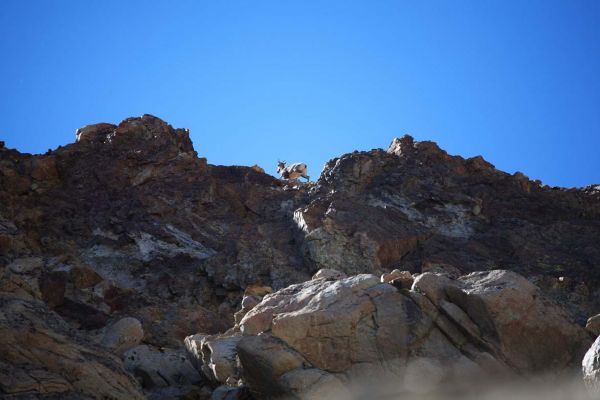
[123,345,202,388]
[7,257,43,274]
[583,335,600,395]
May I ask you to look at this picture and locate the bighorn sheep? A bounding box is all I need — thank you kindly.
[277,160,310,182]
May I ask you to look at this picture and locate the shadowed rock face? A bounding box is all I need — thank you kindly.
[1,115,599,398]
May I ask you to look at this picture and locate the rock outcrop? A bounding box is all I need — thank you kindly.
[193,269,590,398]
[0,294,144,399]
[1,115,599,398]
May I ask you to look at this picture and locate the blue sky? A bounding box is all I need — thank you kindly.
[1,0,599,187]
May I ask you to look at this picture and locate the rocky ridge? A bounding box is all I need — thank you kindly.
[1,115,600,398]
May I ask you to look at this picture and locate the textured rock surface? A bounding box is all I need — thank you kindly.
[123,344,202,389]
[1,115,599,398]
[201,270,590,398]
[583,335,600,395]
[0,294,144,399]
[101,316,144,354]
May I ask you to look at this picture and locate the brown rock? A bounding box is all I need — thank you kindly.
[101,317,144,355]
[75,122,116,143]
[381,269,414,289]
[586,314,600,336]
[70,264,103,288]
[244,285,272,297]
[0,295,144,399]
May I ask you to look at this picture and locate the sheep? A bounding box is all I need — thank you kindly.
[277,160,310,182]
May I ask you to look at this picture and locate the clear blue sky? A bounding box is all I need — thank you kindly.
[1,1,599,187]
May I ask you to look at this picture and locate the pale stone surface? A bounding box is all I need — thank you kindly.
[583,335,600,395]
[202,270,589,398]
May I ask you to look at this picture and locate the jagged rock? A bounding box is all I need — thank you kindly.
[2,116,600,397]
[454,270,590,373]
[123,344,202,389]
[204,270,589,398]
[0,295,143,399]
[583,336,600,395]
[184,334,242,383]
[311,268,347,281]
[101,317,144,355]
[237,334,333,399]
[76,122,116,143]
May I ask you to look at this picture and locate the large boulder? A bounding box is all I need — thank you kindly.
[413,270,592,373]
[194,270,589,399]
[185,334,242,384]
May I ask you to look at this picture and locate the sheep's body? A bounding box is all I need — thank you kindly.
[277,161,310,182]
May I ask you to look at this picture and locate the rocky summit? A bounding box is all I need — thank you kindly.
[1,114,600,399]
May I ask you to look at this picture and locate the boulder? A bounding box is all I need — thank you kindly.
[453,270,591,373]
[583,335,600,395]
[204,270,589,398]
[123,345,202,389]
[101,317,144,355]
[184,334,242,383]
[311,268,347,281]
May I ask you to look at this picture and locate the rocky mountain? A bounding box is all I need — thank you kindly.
[1,115,600,399]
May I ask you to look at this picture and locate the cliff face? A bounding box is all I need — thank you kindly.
[1,115,599,398]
